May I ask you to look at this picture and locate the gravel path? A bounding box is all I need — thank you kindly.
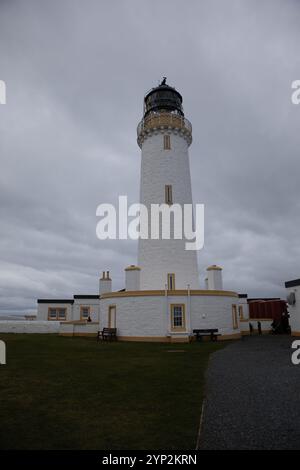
[199,335,300,450]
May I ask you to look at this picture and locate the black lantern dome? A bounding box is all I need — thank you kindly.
[143,78,184,118]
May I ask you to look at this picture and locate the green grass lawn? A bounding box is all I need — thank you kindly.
[0,334,225,450]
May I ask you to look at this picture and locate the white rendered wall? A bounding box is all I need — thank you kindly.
[138,131,199,290]
[190,295,239,337]
[240,319,272,334]
[100,293,240,339]
[125,269,140,291]
[238,297,249,320]
[0,320,60,333]
[207,270,223,290]
[99,279,112,295]
[59,322,99,336]
[286,285,300,334]
[100,296,167,338]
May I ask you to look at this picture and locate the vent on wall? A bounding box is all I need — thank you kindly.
[287,292,296,306]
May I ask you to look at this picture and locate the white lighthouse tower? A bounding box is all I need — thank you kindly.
[137,79,199,290]
[38,78,242,342]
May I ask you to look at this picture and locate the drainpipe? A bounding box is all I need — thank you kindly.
[187,284,191,337]
[165,283,170,336]
[98,296,101,329]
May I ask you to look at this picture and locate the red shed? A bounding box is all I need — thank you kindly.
[248,299,287,321]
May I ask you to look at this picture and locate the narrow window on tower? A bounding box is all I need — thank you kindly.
[163,134,171,150]
[165,185,173,205]
[167,273,175,290]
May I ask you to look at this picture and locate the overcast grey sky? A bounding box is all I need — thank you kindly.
[0,0,299,314]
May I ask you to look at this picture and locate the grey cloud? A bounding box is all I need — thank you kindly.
[0,0,299,314]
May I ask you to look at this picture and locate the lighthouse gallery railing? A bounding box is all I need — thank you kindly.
[137,112,192,136]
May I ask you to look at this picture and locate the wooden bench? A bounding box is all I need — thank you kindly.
[193,328,220,342]
[97,327,117,342]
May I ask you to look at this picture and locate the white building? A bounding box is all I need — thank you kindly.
[37,80,245,342]
[285,278,300,336]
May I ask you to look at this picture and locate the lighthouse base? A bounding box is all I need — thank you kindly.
[99,290,243,342]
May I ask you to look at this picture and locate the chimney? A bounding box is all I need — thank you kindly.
[125,265,141,291]
[206,265,223,290]
[99,270,112,295]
